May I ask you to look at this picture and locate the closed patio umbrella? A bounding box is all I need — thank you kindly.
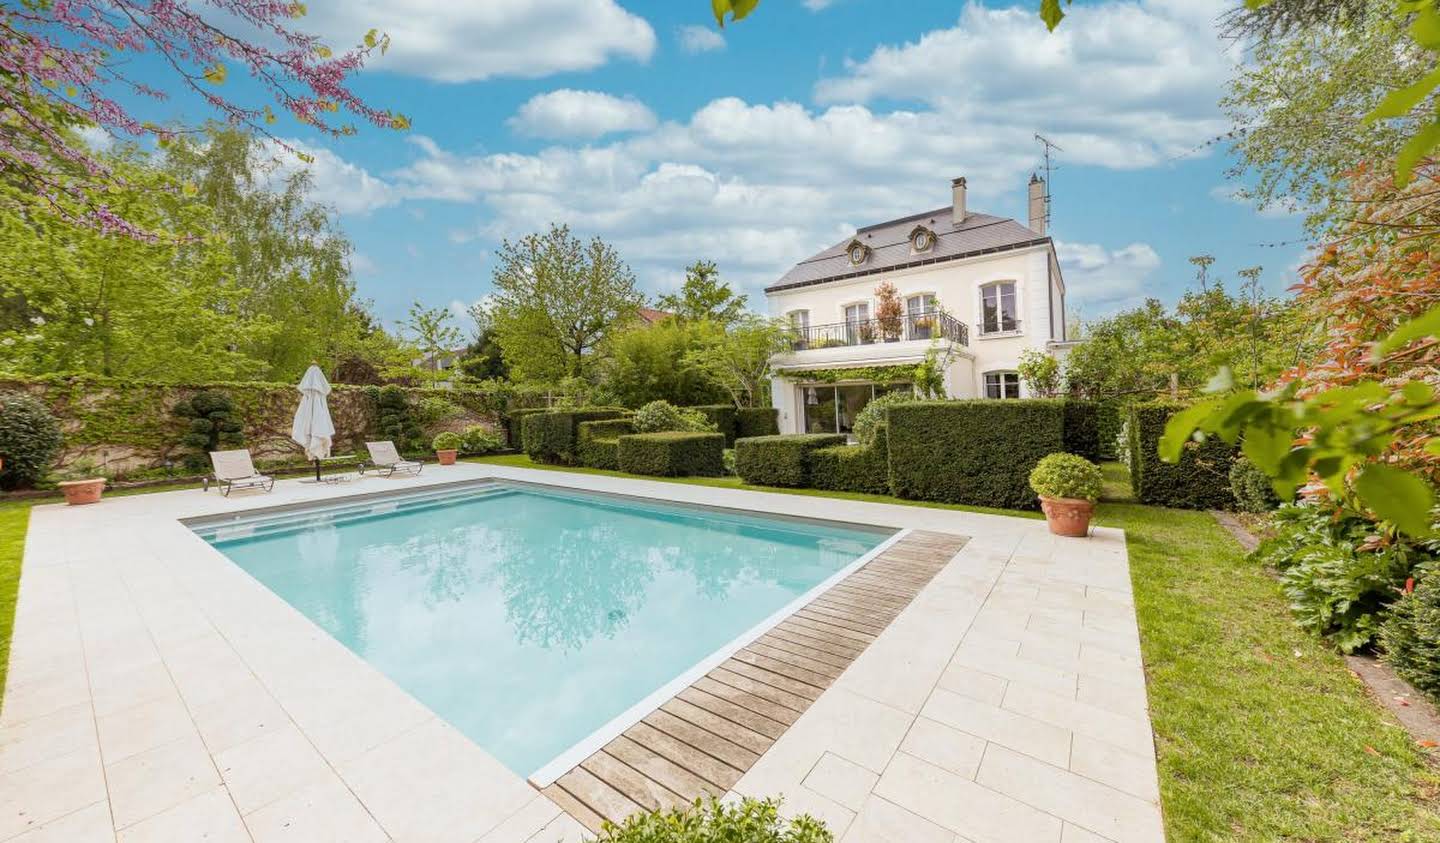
[291,364,336,482]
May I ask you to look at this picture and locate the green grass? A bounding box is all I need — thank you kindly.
[0,500,32,703]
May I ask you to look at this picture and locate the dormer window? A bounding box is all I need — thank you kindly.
[909,225,935,253]
[845,239,871,266]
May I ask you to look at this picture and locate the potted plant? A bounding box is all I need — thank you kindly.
[1029,453,1103,537]
[58,477,106,505]
[432,432,463,465]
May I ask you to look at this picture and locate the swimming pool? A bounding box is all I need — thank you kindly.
[193,482,896,780]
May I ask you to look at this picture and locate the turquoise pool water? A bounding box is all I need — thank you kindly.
[195,483,891,777]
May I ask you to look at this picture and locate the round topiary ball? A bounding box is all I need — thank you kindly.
[1028,452,1103,502]
[0,391,63,490]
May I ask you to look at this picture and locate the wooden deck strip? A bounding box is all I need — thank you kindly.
[544,529,966,832]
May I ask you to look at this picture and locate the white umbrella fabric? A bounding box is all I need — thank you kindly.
[291,364,336,481]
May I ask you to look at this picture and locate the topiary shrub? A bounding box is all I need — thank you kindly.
[810,426,890,494]
[1029,452,1103,502]
[172,390,243,472]
[618,432,725,476]
[1127,402,1237,510]
[460,425,503,455]
[578,418,636,470]
[633,400,716,434]
[523,408,629,464]
[375,385,423,453]
[0,391,62,490]
[597,796,831,842]
[851,391,912,447]
[1381,570,1440,702]
[1061,400,1102,463]
[431,431,463,452]
[1229,455,1284,513]
[888,399,1066,510]
[735,406,780,439]
[689,404,738,445]
[505,407,548,448]
[734,434,846,487]
[1096,399,1125,459]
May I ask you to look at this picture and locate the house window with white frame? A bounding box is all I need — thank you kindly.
[905,293,936,339]
[983,371,1021,399]
[788,309,810,332]
[979,281,1018,335]
[843,302,871,344]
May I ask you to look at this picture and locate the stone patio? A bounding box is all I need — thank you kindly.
[0,464,1161,842]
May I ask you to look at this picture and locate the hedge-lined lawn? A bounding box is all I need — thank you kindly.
[0,501,31,704]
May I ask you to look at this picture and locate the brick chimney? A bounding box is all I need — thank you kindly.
[951,176,967,226]
[1028,174,1047,235]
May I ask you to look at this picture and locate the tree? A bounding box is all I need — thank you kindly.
[0,1,404,237]
[602,320,729,408]
[457,328,510,382]
[403,302,463,387]
[657,260,748,326]
[489,224,644,383]
[874,281,903,341]
[684,316,792,408]
[1017,349,1062,398]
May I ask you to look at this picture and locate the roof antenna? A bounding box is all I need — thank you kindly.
[1034,133,1062,230]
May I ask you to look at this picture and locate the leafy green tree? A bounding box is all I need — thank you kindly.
[602,319,729,408]
[402,301,463,387]
[657,260,748,325]
[489,224,644,382]
[457,328,509,382]
[683,316,791,407]
[1017,349,1062,398]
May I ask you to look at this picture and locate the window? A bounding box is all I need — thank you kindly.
[801,382,913,436]
[847,242,869,265]
[906,293,936,339]
[910,227,935,253]
[843,302,871,344]
[980,282,1019,334]
[984,371,1021,399]
[844,302,870,324]
[788,310,810,332]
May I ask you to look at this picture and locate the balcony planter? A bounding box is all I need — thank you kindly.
[58,478,105,506]
[1039,496,1094,537]
[1028,453,1103,538]
[435,449,458,466]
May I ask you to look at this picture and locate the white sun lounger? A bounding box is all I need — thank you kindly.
[206,449,275,496]
[361,441,424,478]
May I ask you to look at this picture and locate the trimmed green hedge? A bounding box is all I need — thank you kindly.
[1062,400,1102,463]
[810,426,890,495]
[1096,399,1124,460]
[734,433,846,487]
[618,432,725,476]
[888,399,1065,509]
[577,418,635,470]
[735,407,780,439]
[1127,401,1237,509]
[505,408,548,449]
[690,404,738,446]
[522,408,628,464]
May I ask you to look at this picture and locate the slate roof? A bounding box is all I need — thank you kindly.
[766,206,1050,293]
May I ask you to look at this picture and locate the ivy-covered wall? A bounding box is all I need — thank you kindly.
[0,375,502,478]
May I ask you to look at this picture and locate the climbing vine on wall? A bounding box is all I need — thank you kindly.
[777,364,919,384]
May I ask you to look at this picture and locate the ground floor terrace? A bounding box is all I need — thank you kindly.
[0,463,1166,842]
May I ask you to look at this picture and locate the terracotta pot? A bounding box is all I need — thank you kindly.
[1040,496,1094,537]
[58,478,106,506]
[435,449,458,466]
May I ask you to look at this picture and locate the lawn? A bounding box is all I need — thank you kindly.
[0,500,32,701]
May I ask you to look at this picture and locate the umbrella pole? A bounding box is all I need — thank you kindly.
[314,458,321,482]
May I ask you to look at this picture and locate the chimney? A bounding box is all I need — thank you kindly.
[951,176,967,226]
[1028,173,1047,235]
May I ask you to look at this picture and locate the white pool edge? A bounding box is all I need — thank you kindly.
[525,525,913,788]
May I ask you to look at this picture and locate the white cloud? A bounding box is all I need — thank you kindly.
[74,125,114,152]
[1057,241,1163,312]
[804,0,839,9]
[349,252,378,275]
[678,25,725,53]
[302,0,655,83]
[264,139,397,215]
[1209,184,1304,219]
[508,90,658,139]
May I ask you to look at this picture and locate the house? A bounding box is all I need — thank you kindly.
[766,175,1076,435]
[636,307,674,324]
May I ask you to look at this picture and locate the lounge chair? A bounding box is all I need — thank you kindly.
[361,441,423,478]
[206,449,275,496]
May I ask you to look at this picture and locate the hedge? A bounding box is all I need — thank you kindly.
[734,434,846,487]
[1096,399,1124,460]
[735,407,780,439]
[505,408,548,449]
[618,432,725,477]
[887,399,1065,510]
[522,408,628,464]
[577,418,635,470]
[1062,400,1102,463]
[1127,401,1237,509]
[689,404,738,446]
[809,426,890,495]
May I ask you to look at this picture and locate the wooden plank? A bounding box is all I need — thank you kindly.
[754,631,856,670]
[787,613,878,644]
[553,767,644,829]
[710,664,816,707]
[623,721,743,790]
[731,647,837,689]
[677,687,790,738]
[641,710,758,773]
[767,622,866,659]
[542,783,607,834]
[604,734,720,802]
[581,750,688,813]
[661,698,775,755]
[691,676,802,725]
[799,603,893,633]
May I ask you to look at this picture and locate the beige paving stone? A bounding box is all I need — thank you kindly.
[841,795,958,843]
[921,688,1071,768]
[524,812,590,843]
[6,801,112,843]
[0,747,108,840]
[1069,735,1159,803]
[1001,684,1154,756]
[189,679,291,755]
[935,663,1007,706]
[975,744,1164,843]
[96,694,197,765]
[116,786,249,843]
[475,794,566,843]
[950,645,1078,696]
[243,775,388,843]
[1062,822,1117,842]
[874,752,1062,843]
[88,659,176,720]
[803,752,880,811]
[0,702,94,776]
[0,665,91,729]
[215,723,333,815]
[1075,675,1149,719]
[777,784,855,838]
[898,716,986,780]
[107,734,221,830]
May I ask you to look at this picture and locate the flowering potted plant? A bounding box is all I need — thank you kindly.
[432,431,462,466]
[1029,453,1103,537]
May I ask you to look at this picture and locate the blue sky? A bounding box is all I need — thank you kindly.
[115,0,1306,333]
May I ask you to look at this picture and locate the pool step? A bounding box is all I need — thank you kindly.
[540,529,969,833]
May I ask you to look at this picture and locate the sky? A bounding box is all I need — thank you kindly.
[117,0,1308,334]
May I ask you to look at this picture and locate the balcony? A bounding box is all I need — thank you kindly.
[788,311,968,351]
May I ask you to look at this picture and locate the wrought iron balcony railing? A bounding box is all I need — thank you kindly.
[788,310,968,351]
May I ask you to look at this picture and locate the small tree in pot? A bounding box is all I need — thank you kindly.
[432,432,463,465]
[1029,453,1103,537]
[875,280,904,341]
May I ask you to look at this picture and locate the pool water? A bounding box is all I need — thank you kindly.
[196,483,892,777]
